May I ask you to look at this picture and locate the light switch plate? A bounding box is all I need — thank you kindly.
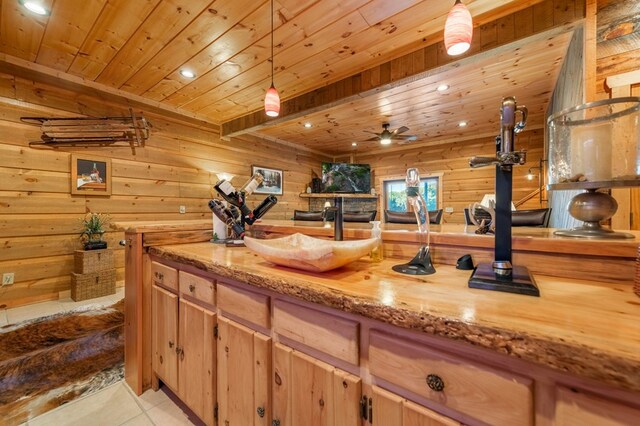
[445,207,454,213]
[179,206,186,214]
[2,273,14,286]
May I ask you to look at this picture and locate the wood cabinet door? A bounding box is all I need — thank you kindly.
[151,285,178,392]
[178,298,216,426]
[273,343,361,426]
[371,386,460,426]
[555,387,640,426]
[403,399,459,426]
[217,317,272,426]
[372,385,403,425]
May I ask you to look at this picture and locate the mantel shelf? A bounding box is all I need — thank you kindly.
[299,193,378,199]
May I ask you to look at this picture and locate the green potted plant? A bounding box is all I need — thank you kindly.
[80,212,110,250]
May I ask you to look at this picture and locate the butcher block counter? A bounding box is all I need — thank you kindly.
[120,220,640,425]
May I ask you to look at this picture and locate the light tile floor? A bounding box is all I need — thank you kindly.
[2,287,125,326]
[25,381,203,426]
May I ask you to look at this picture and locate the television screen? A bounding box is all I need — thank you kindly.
[321,163,371,193]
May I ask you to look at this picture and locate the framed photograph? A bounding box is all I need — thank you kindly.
[71,154,112,196]
[251,165,283,195]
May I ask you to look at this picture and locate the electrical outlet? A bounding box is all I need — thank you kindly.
[179,205,186,214]
[2,273,14,286]
[445,207,454,213]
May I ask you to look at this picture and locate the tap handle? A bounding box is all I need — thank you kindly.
[514,105,528,134]
[469,156,500,168]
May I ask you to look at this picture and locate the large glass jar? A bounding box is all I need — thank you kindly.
[547,97,640,185]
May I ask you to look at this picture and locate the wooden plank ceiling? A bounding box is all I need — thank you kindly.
[0,0,577,155]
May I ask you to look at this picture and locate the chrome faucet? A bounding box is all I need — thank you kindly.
[322,197,343,241]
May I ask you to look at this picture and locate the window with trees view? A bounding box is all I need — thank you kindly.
[385,177,439,212]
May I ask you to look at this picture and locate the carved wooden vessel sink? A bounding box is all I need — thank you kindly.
[244,233,377,272]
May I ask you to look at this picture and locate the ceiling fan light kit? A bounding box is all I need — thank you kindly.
[444,0,473,56]
[264,0,280,117]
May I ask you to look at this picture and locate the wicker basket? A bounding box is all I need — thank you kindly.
[634,244,640,298]
[74,249,114,273]
[71,268,116,301]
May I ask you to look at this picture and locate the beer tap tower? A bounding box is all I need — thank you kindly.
[468,97,540,296]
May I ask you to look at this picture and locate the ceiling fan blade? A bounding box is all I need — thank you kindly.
[392,126,410,135]
[363,130,381,135]
[393,134,417,141]
[364,136,380,141]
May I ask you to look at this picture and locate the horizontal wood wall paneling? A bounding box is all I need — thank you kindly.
[0,192,86,214]
[0,71,322,307]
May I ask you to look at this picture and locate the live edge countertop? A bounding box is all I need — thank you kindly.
[148,241,640,394]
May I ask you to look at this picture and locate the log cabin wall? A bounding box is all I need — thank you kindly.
[0,73,326,309]
[595,0,640,100]
[359,129,545,225]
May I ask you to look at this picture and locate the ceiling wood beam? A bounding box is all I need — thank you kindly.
[222,0,585,138]
[0,53,217,129]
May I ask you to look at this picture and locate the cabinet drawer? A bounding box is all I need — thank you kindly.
[151,261,178,292]
[273,300,359,365]
[218,282,270,329]
[555,387,640,425]
[179,271,215,308]
[369,330,533,426]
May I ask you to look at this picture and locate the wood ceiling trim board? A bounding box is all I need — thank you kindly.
[0,53,217,128]
[197,0,548,121]
[67,0,162,80]
[122,0,263,96]
[0,0,52,61]
[246,132,333,159]
[157,0,370,107]
[94,0,213,88]
[169,9,371,111]
[214,0,579,124]
[221,20,578,138]
[35,0,108,71]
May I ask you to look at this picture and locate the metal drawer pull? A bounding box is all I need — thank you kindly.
[426,374,445,392]
[168,341,174,348]
[257,407,265,417]
[189,284,195,292]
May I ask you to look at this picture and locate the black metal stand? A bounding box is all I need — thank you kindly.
[469,164,540,296]
[392,245,436,275]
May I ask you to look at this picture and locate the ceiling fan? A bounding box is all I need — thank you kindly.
[364,123,417,145]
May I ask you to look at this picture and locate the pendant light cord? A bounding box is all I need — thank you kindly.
[270,0,274,86]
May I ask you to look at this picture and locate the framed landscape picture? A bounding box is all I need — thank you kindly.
[71,154,112,196]
[251,165,283,195]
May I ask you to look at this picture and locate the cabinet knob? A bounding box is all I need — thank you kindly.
[189,284,195,292]
[426,374,445,392]
[256,407,265,418]
[169,341,174,349]
[272,420,280,426]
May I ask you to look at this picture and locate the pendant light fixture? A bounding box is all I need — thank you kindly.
[264,0,280,117]
[444,0,473,56]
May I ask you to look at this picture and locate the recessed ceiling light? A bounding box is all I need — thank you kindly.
[436,84,450,92]
[21,1,49,15]
[458,121,468,127]
[303,122,312,128]
[180,69,196,78]
[351,142,357,146]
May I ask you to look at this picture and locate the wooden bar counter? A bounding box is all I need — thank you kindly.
[120,220,640,425]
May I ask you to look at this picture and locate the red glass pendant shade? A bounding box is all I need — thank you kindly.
[265,83,280,117]
[444,0,473,56]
